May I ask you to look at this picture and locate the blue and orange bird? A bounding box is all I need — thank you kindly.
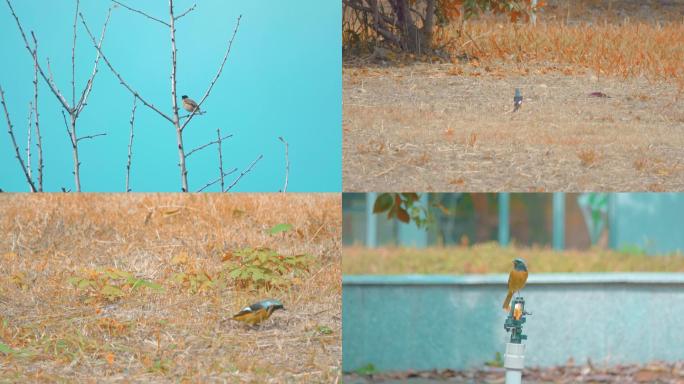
[503,258,528,311]
[232,299,285,326]
[513,88,523,112]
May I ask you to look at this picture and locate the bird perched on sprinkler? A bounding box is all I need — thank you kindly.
[232,299,285,326]
[513,88,523,112]
[181,95,204,114]
[503,258,528,311]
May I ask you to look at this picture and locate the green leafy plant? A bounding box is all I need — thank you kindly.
[578,193,608,245]
[222,247,313,289]
[268,223,293,235]
[485,351,503,367]
[0,341,16,355]
[171,270,216,294]
[373,193,432,228]
[355,363,378,375]
[68,268,164,303]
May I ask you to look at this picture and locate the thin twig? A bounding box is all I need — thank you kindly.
[26,102,33,181]
[111,0,170,27]
[196,168,238,192]
[217,128,225,191]
[72,0,79,107]
[77,132,107,142]
[61,111,73,145]
[174,3,196,21]
[32,37,43,191]
[225,154,263,192]
[186,134,233,158]
[278,136,289,192]
[80,13,174,124]
[180,15,242,131]
[126,96,137,192]
[76,6,113,115]
[0,86,37,192]
[5,0,71,111]
[9,0,111,191]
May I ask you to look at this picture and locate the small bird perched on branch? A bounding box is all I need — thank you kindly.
[503,258,528,311]
[513,88,523,112]
[181,95,204,114]
[232,299,285,326]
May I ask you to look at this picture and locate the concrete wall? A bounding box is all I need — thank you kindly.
[342,273,684,372]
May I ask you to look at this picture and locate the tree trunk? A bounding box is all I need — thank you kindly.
[390,0,433,54]
[70,113,81,192]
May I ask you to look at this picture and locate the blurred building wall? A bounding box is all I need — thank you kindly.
[342,193,684,255]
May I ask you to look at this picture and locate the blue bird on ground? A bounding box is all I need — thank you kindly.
[513,88,523,112]
[232,299,285,326]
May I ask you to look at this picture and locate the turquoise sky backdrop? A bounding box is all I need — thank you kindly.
[0,0,341,192]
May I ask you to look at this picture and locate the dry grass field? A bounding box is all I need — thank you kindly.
[343,243,684,275]
[343,1,684,192]
[0,194,341,383]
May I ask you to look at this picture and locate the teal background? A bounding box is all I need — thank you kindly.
[343,274,684,372]
[0,1,341,192]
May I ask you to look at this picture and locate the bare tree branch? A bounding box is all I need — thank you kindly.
[61,111,72,145]
[72,0,79,107]
[168,0,188,192]
[8,0,115,191]
[77,132,107,142]
[58,109,81,191]
[26,102,33,181]
[180,15,242,131]
[80,13,174,124]
[216,128,225,191]
[126,96,136,192]
[5,0,72,111]
[76,6,114,115]
[186,133,233,158]
[32,37,43,191]
[111,0,170,27]
[62,111,74,146]
[174,3,197,21]
[278,136,289,192]
[0,86,37,192]
[225,154,263,192]
[197,168,238,192]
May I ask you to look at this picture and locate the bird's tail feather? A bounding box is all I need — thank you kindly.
[503,291,513,311]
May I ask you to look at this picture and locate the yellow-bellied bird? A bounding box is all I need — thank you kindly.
[232,299,285,326]
[503,258,528,311]
[181,95,203,114]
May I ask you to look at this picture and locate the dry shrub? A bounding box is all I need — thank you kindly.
[445,19,684,87]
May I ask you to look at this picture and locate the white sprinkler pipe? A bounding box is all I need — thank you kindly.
[504,342,525,384]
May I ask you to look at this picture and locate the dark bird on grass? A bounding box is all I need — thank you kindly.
[503,258,528,311]
[181,95,204,114]
[232,299,285,326]
[513,88,523,112]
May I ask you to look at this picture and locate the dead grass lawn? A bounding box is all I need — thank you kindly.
[343,64,684,191]
[0,194,341,383]
[343,2,684,192]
